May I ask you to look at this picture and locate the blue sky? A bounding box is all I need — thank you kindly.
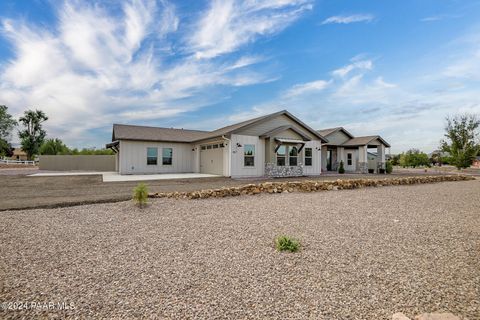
[0,0,479,153]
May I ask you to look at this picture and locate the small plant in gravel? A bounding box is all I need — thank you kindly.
[275,235,300,252]
[386,161,393,174]
[338,161,345,174]
[133,183,148,207]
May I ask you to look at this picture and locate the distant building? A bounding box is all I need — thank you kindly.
[11,148,28,161]
[472,156,480,168]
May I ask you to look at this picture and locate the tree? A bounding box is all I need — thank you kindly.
[390,154,401,166]
[441,114,480,169]
[0,105,17,157]
[399,149,430,168]
[18,109,48,160]
[39,138,69,155]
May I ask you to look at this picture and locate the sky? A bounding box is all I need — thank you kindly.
[0,0,479,153]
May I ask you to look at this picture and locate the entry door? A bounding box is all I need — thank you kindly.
[326,150,332,171]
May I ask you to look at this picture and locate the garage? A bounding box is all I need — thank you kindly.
[200,143,224,175]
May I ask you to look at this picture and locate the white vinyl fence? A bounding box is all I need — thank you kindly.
[0,158,37,165]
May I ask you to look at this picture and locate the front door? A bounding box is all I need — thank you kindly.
[326,150,332,171]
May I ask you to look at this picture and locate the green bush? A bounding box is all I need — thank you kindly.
[133,183,148,207]
[275,235,300,252]
[338,160,345,174]
[386,161,393,174]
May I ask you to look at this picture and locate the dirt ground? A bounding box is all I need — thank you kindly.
[0,169,443,211]
[0,180,478,319]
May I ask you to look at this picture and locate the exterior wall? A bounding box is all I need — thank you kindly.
[39,155,116,171]
[343,148,358,172]
[119,140,194,174]
[235,114,318,140]
[325,131,351,145]
[229,134,265,178]
[302,140,322,176]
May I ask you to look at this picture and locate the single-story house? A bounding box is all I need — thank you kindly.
[10,148,28,161]
[318,127,390,174]
[107,110,390,177]
[472,156,480,168]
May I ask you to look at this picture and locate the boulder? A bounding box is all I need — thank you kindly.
[414,313,460,320]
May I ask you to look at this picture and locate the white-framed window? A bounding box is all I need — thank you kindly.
[147,147,158,165]
[289,146,298,166]
[244,144,255,167]
[201,146,206,150]
[206,145,212,150]
[347,153,352,166]
[162,148,173,165]
[212,144,219,149]
[276,145,286,166]
[304,148,312,166]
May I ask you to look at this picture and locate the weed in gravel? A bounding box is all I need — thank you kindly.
[133,183,148,207]
[275,235,300,252]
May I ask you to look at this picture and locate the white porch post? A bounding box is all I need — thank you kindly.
[358,145,368,173]
[377,144,386,173]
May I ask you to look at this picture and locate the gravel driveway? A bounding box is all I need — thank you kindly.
[1,180,479,319]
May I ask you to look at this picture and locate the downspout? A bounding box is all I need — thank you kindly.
[222,135,231,177]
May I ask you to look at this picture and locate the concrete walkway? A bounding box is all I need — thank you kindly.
[29,171,221,182]
[102,172,221,182]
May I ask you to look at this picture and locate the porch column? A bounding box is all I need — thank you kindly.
[321,146,328,171]
[377,144,386,173]
[358,145,368,173]
[338,147,345,169]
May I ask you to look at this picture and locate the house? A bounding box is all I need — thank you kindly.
[10,148,28,161]
[106,110,390,177]
[472,156,480,168]
[317,127,390,173]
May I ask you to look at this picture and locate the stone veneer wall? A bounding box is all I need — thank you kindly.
[265,163,303,178]
[357,162,368,174]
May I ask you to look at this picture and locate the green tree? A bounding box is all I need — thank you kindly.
[390,154,401,166]
[0,105,17,157]
[39,138,69,155]
[399,149,430,168]
[18,109,48,160]
[441,114,480,169]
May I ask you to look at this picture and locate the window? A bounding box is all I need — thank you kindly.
[147,147,158,165]
[244,144,255,167]
[276,145,286,166]
[289,146,298,166]
[304,148,312,166]
[212,144,219,149]
[206,145,212,150]
[201,146,206,150]
[219,143,224,148]
[162,148,173,165]
[347,153,352,166]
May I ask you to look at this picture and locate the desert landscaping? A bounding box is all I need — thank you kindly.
[1,178,479,319]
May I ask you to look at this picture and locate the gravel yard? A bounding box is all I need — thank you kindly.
[1,180,479,319]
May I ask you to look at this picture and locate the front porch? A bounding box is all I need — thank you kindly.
[321,138,389,174]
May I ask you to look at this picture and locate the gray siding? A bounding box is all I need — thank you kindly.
[119,140,194,174]
[325,130,351,145]
[235,114,318,139]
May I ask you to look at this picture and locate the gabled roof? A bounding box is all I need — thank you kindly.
[112,124,208,143]
[111,110,328,144]
[259,125,311,141]
[341,135,391,148]
[317,127,354,139]
[191,110,328,143]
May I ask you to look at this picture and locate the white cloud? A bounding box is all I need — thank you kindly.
[331,59,373,78]
[321,14,374,25]
[189,0,313,59]
[283,79,331,97]
[0,0,310,147]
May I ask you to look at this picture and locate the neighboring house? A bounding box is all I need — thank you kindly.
[10,148,28,161]
[472,156,480,168]
[107,110,328,177]
[317,127,390,173]
[106,110,390,177]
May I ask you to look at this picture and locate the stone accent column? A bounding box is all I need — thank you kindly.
[358,145,368,173]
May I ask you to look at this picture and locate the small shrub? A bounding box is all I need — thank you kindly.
[338,161,345,174]
[386,161,393,174]
[133,183,148,207]
[275,235,300,252]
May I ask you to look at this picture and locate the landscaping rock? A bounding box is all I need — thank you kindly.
[414,313,460,320]
[392,313,411,320]
[148,175,474,200]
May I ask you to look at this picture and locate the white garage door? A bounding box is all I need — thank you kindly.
[200,144,223,175]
